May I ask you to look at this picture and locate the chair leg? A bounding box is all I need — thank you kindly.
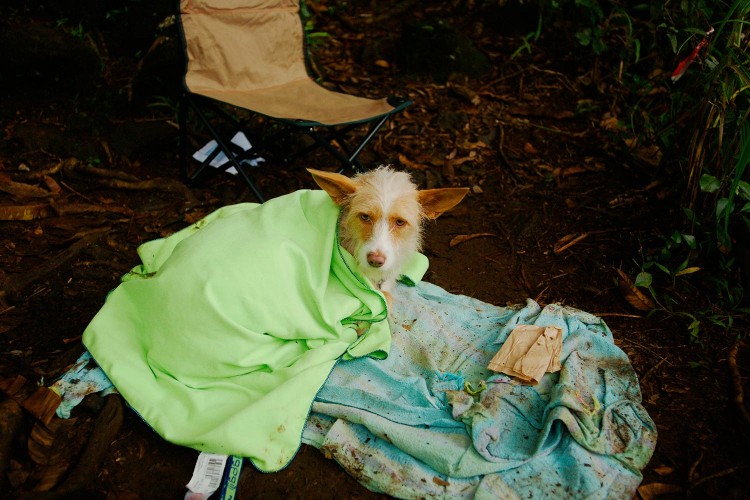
[346,115,390,166]
[181,95,266,203]
[303,115,389,174]
[178,91,189,183]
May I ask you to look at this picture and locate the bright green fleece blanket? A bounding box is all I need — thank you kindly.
[82,190,428,472]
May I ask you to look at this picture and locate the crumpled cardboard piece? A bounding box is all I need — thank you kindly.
[487,325,563,385]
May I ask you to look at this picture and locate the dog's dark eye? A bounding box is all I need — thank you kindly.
[359,213,371,222]
[394,219,406,227]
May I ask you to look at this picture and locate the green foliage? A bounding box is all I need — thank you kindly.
[300,0,331,48]
[511,13,543,58]
[56,18,86,39]
[524,0,750,338]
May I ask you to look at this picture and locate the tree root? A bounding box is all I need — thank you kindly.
[0,399,25,492]
[728,340,750,426]
[0,227,111,305]
[46,395,124,497]
[63,158,198,205]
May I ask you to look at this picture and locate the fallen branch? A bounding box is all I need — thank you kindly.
[11,157,65,181]
[63,158,197,204]
[449,233,496,247]
[728,340,750,426]
[0,173,57,198]
[0,399,24,492]
[688,464,749,495]
[0,227,111,304]
[49,200,134,217]
[51,395,123,495]
[0,204,53,221]
[63,159,140,182]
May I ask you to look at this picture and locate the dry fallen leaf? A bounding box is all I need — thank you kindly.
[397,153,428,171]
[674,266,701,277]
[450,233,496,247]
[637,482,682,499]
[600,114,621,131]
[652,465,674,476]
[616,269,656,311]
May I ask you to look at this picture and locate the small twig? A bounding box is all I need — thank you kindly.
[366,0,419,24]
[516,120,588,138]
[554,232,589,253]
[58,179,98,204]
[594,312,645,318]
[496,124,519,184]
[618,338,674,367]
[520,265,535,296]
[533,284,549,304]
[687,454,704,489]
[639,356,668,384]
[688,464,749,493]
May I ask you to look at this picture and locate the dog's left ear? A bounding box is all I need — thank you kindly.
[307,168,358,205]
[418,188,470,219]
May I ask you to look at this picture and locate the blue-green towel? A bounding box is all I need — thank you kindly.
[303,282,657,499]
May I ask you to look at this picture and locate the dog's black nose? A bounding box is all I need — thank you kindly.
[367,252,386,267]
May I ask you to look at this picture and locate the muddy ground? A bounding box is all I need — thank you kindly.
[1,1,749,498]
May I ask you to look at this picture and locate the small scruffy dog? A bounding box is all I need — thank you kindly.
[309,167,468,301]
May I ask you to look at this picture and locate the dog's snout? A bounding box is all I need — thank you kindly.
[367,251,386,268]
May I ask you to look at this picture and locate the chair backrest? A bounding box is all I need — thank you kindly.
[179,0,309,93]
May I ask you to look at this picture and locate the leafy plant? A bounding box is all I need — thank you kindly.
[516,0,749,337]
[621,0,750,338]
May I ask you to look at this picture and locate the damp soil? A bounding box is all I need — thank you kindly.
[1,2,749,498]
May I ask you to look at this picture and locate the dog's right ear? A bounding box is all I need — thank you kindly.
[307,169,358,205]
[418,188,470,219]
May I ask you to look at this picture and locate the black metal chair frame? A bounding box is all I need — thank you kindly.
[175,1,412,203]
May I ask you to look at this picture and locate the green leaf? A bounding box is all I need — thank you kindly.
[682,234,697,249]
[700,174,721,193]
[737,180,750,200]
[575,28,592,47]
[675,256,689,273]
[635,271,653,288]
[688,319,701,339]
[654,262,672,276]
[682,206,697,223]
[633,38,641,64]
[716,197,731,220]
[668,33,677,53]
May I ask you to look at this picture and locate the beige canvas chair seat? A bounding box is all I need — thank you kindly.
[191,82,397,126]
[177,0,412,201]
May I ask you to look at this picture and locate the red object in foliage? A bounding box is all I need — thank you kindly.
[671,27,715,83]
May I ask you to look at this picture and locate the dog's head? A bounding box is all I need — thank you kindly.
[309,167,468,286]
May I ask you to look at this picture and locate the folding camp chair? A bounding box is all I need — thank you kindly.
[176,0,412,202]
